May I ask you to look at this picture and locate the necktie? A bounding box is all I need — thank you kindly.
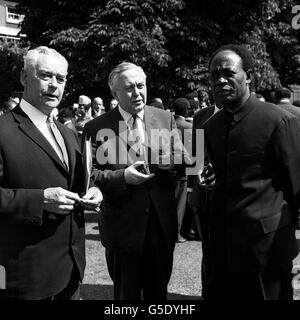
[128,114,144,158]
[47,115,69,170]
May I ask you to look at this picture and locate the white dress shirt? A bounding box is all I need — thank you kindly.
[20,99,66,163]
[118,105,145,144]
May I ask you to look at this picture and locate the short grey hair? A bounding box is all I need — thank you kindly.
[23,46,68,73]
[108,62,146,93]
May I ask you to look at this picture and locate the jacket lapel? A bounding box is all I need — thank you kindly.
[144,105,159,164]
[55,118,77,176]
[12,106,70,174]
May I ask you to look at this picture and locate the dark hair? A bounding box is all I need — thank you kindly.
[185,92,198,100]
[293,100,300,108]
[59,108,73,119]
[274,88,291,101]
[209,44,254,72]
[149,101,164,110]
[208,44,255,89]
[173,97,190,116]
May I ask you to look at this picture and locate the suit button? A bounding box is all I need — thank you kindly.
[145,208,150,214]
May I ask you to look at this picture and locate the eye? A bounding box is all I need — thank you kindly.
[39,72,51,80]
[224,70,235,77]
[56,76,66,84]
[137,83,145,89]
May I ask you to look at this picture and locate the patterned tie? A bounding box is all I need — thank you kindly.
[128,114,143,158]
[47,115,69,170]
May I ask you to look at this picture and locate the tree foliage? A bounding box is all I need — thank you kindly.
[11,0,300,106]
[0,39,27,106]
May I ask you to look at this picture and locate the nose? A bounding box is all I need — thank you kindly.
[48,75,58,87]
[215,75,228,85]
[132,86,140,97]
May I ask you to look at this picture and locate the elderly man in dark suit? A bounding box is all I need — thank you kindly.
[83,62,186,300]
[203,44,300,300]
[0,46,102,300]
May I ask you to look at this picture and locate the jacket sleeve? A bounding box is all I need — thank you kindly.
[272,115,300,211]
[83,122,130,197]
[0,147,44,226]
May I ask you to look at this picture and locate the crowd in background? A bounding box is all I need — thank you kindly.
[2,42,300,301]
[1,86,299,244]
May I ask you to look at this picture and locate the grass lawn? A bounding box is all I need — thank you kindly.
[81,212,300,300]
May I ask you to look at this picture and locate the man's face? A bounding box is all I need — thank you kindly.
[113,67,147,114]
[21,54,67,115]
[78,105,87,118]
[93,100,103,112]
[110,99,118,109]
[209,50,252,110]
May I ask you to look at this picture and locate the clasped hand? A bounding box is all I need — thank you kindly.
[43,186,103,215]
[199,163,216,190]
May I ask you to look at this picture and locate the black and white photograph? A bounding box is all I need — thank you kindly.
[1,0,300,309]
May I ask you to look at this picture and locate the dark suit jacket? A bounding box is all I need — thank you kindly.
[204,95,300,272]
[187,106,218,209]
[83,106,178,252]
[277,101,300,118]
[174,116,192,181]
[0,106,86,299]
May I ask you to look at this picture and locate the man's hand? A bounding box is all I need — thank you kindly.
[43,187,80,215]
[124,161,155,185]
[79,187,103,211]
[199,164,215,190]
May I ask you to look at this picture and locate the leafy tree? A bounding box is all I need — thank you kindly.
[17,0,300,105]
[0,39,27,107]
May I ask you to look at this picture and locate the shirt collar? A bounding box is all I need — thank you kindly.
[118,105,144,124]
[224,95,255,124]
[278,98,290,105]
[20,98,49,126]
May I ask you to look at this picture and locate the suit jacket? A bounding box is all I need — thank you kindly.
[0,106,86,299]
[187,106,218,210]
[83,106,179,252]
[174,115,192,181]
[277,101,300,118]
[204,95,300,272]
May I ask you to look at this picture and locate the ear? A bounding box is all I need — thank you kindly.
[245,69,253,86]
[20,69,27,87]
[111,90,119,101]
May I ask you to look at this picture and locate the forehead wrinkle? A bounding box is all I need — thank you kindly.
[211,50,243,72]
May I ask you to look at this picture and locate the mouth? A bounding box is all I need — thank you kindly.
[44,94,58,100]
[133,100,144,105]
[215,88,233,96]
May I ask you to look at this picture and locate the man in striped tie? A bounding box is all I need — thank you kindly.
[0,46,102,300]
[84,62,189,300]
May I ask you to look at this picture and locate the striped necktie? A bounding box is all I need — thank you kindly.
[47,115,69,170]
[128,114,144,158]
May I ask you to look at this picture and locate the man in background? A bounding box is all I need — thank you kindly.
[75,95,93,138]
[92,97,105,118]
[275,87,300,118]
